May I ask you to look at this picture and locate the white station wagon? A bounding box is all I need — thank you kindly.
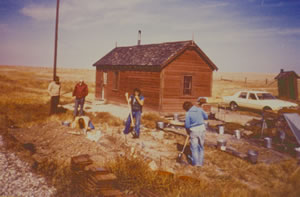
[223,90,298,111]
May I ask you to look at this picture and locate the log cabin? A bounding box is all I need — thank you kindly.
[93,39,218,113]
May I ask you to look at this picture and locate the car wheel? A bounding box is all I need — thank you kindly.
[230,102,238,111]
[263,106,272,112]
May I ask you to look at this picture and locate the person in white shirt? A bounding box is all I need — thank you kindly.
[48,76,61,115]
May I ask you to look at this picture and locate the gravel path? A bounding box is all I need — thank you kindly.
[0,135,56,197]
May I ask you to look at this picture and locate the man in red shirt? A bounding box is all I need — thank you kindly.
[72,79,88,116]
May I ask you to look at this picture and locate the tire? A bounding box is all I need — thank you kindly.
[263,106,272,112]
[230,102,238,111]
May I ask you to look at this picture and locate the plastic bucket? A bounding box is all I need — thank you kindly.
[235,130,241,139]
[264,137,272,149]
[248,150,258,164]
[218,125,224,135]
[174,113,179,121]
[217,139,227,150]
[62,121,70,127]
[295,147,300,160]
[156,122,165,130]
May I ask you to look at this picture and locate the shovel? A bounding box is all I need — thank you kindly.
[176,135,190,163]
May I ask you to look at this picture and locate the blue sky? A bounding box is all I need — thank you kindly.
[0,0,300,73]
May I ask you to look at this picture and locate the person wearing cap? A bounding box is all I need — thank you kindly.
[197,97,207,107]
[48,76,61,115]
[72,79,88,116]
[183,101,208,167]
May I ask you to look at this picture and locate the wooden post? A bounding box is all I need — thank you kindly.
[53,0,60,80]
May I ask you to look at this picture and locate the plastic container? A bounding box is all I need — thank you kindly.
[264,137,272,149]
[248,150,258,164]
[217,139,227,151]
[156,122,164,130]
[235,130,241,139]
[62,121,71,127]
[174,113,179,121]
[218,125,224,135]
[295,147,300,160]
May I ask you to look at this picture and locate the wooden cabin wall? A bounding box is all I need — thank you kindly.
[95,67,103,99]
[161,48,213,113]
[96,68,161,110]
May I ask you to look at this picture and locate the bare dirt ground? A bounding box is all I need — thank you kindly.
[0,65,299,197]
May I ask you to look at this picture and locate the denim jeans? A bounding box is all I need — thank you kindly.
[189,124,206,166]
[123,111,141,137]
[88,121,95,130]
[74,97,85,116]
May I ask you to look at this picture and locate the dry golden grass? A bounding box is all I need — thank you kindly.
[87,112,123,127]
[0,66,94,128]
[141,112,165,129]
[105,155,300,197]
[1,66,300,197]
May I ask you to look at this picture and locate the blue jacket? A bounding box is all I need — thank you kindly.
[185,106,208,129]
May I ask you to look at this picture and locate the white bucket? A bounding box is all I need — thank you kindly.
[264,137,272,149]
[174,113,179,121]
[218,125,224,135]
[295,147,300,160]
[235,130,241,139]
[248,150,258,164]
[156,122,164,130]
[217,139,227,151]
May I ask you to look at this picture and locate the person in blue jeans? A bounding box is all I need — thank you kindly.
[72,80,88,117]
[123,88,144,139]
[183,101,208,166]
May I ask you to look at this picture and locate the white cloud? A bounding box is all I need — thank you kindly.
[21,4,56,21]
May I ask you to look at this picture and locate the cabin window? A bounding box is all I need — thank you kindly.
[113,71,119,90]
[183,76,192,95]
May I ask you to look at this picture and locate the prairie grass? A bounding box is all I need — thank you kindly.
[106,156,300,197]
[87,112,123,127]
[0,71,75,127]
[1,67,300,197]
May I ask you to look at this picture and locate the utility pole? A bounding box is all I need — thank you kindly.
[53,0,60,80]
